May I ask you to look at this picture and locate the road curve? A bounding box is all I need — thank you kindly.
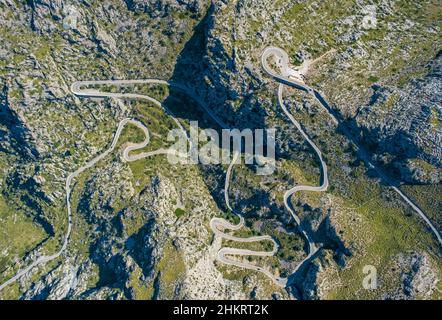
[71,79,228,129]
[262,47,329,277]
[1,77,276,291]
[3,51,437,294]
[74,80,287,287]
[0,82,192,292]
[74,80,288,287]
[0,74,334,291]
[262,46,442,248]
[210,151,288,287]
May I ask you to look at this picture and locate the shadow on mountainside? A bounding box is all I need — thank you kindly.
[160,3,271,214]
[160,3,348,267]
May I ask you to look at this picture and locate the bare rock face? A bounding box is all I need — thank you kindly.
[124,0,205,16]
[0,0,441,301]
[355,51,442,184]
[0,85,40,159]
[79,162,135,223]
[382,252,440,300]
[21,257,92,300]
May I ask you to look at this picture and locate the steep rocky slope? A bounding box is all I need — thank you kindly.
[0,0,441,300]
[355,52,442,185]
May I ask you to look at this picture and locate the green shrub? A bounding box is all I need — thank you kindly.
[174,208,186,218]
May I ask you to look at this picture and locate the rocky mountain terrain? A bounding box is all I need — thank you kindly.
[355,52,442,185]
[0,0,441,300]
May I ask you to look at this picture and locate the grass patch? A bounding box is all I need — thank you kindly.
[0,195,47,278]
[368,75,379,83]
[156,242,186,298]
[174,207,186,218]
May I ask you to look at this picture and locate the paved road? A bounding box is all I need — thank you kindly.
[71,79,228,129]
[75,79,290,285]
[262,46,442,249]
[75,80,289,286]
[262,47,338,125]
[210,151,288,287]
[0,118,159,291]
[0,82,193,292]
[3,49,438,293]
[262,47,329,279]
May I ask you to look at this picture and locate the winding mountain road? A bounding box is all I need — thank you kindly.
[0,81,192,291]
[74,80,290,287]
[209,48,334,286]
[2,45,439,293]
[257,47,331,283]
[0,116,180,291]
[210,151,288,287]
[1,77,280,291]
[262,46,442,249]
